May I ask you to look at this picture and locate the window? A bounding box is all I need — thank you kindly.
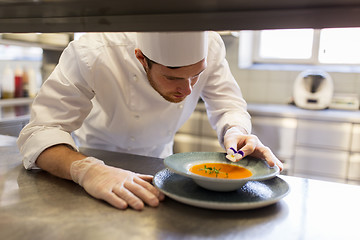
[253,28,360,65]
[318,28,360,64]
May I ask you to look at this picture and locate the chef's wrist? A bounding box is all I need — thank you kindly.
[223,125,247,139]
[70,156,105,186]
[225,125,248,135]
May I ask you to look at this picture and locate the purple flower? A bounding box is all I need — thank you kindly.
[230,147,237,154]
[226,148,244,162]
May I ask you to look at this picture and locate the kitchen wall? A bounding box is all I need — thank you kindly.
[222,35,360,105]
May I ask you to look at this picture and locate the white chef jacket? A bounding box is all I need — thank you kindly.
[17,32,251,169]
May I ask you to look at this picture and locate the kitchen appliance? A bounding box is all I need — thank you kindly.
[293,69,334,110]
[329,93,360,110]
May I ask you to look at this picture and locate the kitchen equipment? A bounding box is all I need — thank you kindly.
[329,93,360,110]
[293,69,334,110]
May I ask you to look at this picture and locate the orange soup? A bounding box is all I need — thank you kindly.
[189,163,252,179]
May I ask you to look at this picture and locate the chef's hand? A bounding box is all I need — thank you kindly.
[224,126,283,171]
[70,157,164,210]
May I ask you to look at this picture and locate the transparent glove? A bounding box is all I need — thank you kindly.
[70,157,164,210]
[224,126,283,171]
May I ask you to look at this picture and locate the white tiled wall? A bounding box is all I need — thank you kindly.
[222,35,360,105]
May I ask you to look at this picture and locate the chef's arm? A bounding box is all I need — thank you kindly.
[36,144,87,180]
[36,144,164,210]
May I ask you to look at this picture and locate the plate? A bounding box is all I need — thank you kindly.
[164,152,280,191]
[153,168,290,210]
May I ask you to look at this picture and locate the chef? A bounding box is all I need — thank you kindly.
[17,31,283,210]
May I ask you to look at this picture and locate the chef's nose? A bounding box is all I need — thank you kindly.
[178,79,192,96]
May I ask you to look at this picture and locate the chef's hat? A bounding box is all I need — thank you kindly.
[137,31,208,67]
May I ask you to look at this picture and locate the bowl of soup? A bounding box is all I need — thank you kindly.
[164,152,280,191]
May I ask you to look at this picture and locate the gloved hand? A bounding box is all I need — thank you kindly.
[224,126,283,171]
[70,157,164,210]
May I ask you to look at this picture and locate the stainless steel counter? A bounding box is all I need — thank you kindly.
[247,103,360,123]
[248,104,360,183]
[0,99,31,136]
[195,102,360,123]
[1,135,359,240]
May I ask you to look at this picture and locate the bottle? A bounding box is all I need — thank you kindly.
[1,65,15,99]
[14,66,23,98]
[22,67,29,98]
[28,67,38,98]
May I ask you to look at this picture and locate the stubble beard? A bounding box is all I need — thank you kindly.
[146,69,185,103]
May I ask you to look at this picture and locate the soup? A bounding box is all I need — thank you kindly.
[189,163,252,179]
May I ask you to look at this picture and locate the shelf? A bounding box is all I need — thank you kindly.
[0,98,33,106]
[1,0,360,32]
[0,38,65,51]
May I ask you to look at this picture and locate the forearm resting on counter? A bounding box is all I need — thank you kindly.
[36,144,88,180]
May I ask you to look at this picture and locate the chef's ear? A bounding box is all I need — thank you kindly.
[135,49,148,69]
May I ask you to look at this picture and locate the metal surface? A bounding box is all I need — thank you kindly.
[174,104,223,153]
[199,137,223,152]
[1,137,360,239]
[351,124,360,152]
[1,0,360,32]
[251,116,297,160]
[247,103,360,123]
[175,103,360,178]
[296,119,352,151]
[246,104,360,182]
[348,154,360,181]
[0,105,30,137]
[200,113,217,138]
[251,116,297,175]
[176,111,202,135]
[294,146,349,180]
[173,133,201,153]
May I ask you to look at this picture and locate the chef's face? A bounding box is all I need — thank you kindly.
[135,49,207,103]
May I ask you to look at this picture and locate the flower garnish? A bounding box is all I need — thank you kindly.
[226,147,244,162]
